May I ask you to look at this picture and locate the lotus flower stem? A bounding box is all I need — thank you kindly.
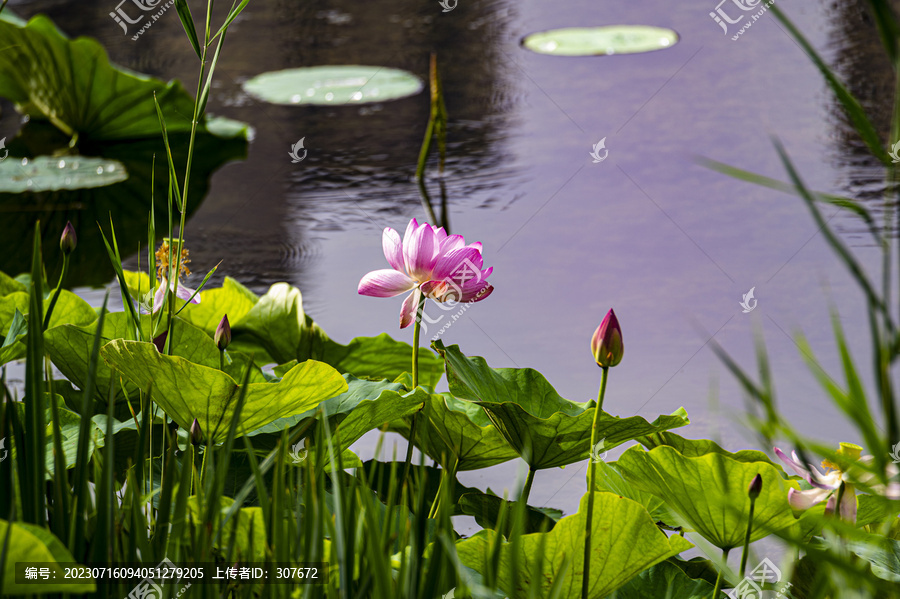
[402,293,428,484]
[582,365,609,599]
[740,474,762,576]
[521,466,536,504]
[712,548,730,599]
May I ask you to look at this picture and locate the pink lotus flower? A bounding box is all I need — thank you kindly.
[358,219,493,328]
[591,309,623,368]
[775,444,900,523]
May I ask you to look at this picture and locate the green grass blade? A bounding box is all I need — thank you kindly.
[98,220,143,341]
[152,93,185,212]
[23,222,46,526]
[174,0,202,60]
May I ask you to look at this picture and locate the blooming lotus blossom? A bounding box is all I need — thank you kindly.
[775,444,900,522]
[358,219,493,328]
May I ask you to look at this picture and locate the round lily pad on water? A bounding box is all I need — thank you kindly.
[0,156,128,193]
[242,66,424,106]
[522,26,679,56]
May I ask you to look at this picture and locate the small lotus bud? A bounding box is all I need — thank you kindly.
[748,474,763,500]
[215,314,231,350]
[591,309,623,368]
[190,418,202,446]
[60,221,77,255]
[152,331,168,353]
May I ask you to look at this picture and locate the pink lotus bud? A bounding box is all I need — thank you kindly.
[60,221,77,255]
[591,309,623,368]
[748,474,762,500]
[215,314,231,350]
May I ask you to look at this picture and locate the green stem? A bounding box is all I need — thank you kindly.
[219,349,225,372]
[42,254,68,330]
[402,293,428,485]
[520,466,536,504]
[428,456,457,519]
[739,498,756,576]
[712,548,730,599]
[582,367,609,599]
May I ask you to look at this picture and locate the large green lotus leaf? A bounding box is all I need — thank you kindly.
[242,66,423,106]
[0,119,248,287]
[521,26,679,57]
[589,460,675,526]
[320,333,444,389]
[101,339,347,443]
[229,282,330,365]
[187,497,266,561]
[250,383,428,455]
[45,314,265,406]
[616,445,799,550]
[0,12,197,140]
[0,519,95,594]
[639,431,777,465]
[176,276,259,335]
[609,559,715,599]
[389,392,518,471]
[847,535,900,583]
[0,290,96,365]
[434,341,689,469]
[456,492,693,598]
[0,156,127,192]
[0,310,26,366]
[247,375,405,435]
[0,289,95,336]
[0,271,26,296]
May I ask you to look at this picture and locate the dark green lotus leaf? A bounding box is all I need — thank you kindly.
[100,339,347,442]
[433,340,689,470]
[0,119,249,287]
[458,491,560,535]
[616,445,799,550]
[243,66,423,106]
[610,559,715,599]
[0,11,197,140]
[320,333,443,389]
[389,391,518,471]
[455,492,693,598]
[0,519,95,594]
[361,460,480,513]
[522,26,679,57]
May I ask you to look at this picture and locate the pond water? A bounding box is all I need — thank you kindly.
[2,0,894,526]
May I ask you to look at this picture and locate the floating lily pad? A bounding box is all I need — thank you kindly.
[522,26,679,56]
[0,156,127,192]
[242,66,424,105]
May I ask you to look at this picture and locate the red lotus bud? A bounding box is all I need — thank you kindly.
[215,314,231,350]
[591,309,623,368]
[60,221,77,255]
